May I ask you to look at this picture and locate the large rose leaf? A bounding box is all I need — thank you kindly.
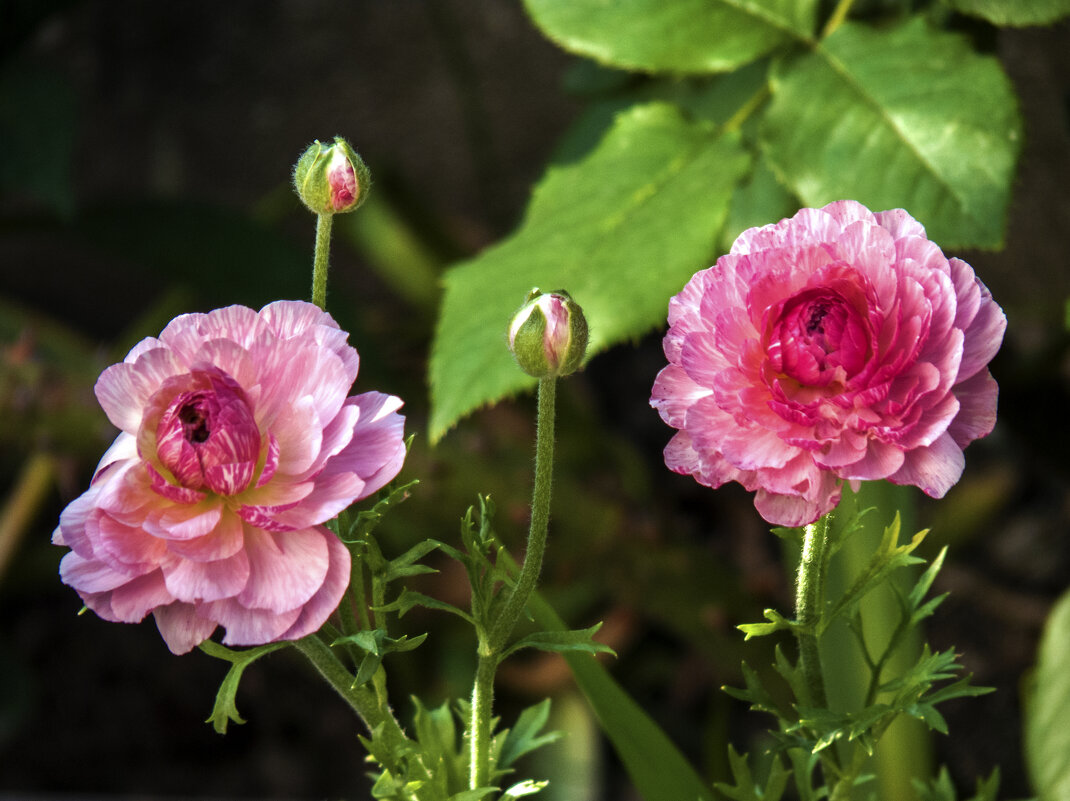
[944,0,1070,26]
[760,18,1021,248]
[522,0,818,74]
[1025,589,1070,801]
[429,103,749,441]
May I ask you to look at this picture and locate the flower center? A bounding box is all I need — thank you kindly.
[154,371,261,495]
[765,289,869,388]
[178,401,211,443]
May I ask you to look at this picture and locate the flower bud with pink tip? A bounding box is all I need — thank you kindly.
[509,289,588,378]
[293,137,370,215]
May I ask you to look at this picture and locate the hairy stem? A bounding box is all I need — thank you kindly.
[795,514,832,709]
[311,212,334,309]
[469,651,499,789]
[293,634,410,760]
[486,376,557,653]
[469,376,559,790]
[795,512,849,793]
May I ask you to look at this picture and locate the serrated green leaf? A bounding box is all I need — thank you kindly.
[943,0,1070,26]
[1025,589,1070,801]
[411,698,466,793]
[450,790,498,801]
[497,699,564,771]
[714,744,791,801]
[970,767,1001,801]
[923,675,993,705]
[909,546,948,609]
[523,0,817,74]
[909,702,950,734]
[913,766,957,801]
[333,629,429,657]
[502,624,616,661]
[761,18,1021,248]
[822,514,928,631]
[738,607,796,640]
[376,588,476,625]
[430,103,750,441]
[713,744,758,800]
[337,479,420,543]
[501,780,549,799]
[382,539,443,583]
[198,640,290,734]
[773,644,809,710]
[354,652,384,688]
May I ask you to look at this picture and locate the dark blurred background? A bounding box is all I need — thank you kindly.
[1,2,1068,799]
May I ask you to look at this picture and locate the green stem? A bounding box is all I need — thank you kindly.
[352,551,373,633]
[469,651,499,789]
[486,376,557,653]
[469,376,559,791]
[311,212,334,309]
[795,513,849,794]
[721,84,771,135]
[821,0,855,38]
[795,514,832,709]
[293,634,410,758]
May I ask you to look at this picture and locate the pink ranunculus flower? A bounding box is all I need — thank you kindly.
[54,301,406,654]
[650,201,1005,527]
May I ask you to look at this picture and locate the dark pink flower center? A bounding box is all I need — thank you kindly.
[155,373,261,495]
[765,289,870,388]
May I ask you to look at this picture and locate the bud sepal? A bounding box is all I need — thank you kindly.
[293,136,370,215]
[508,289,588,378]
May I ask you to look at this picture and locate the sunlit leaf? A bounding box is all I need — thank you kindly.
[761,18,1021,248]
[431,103,749,441]
[943,0,1070,26]
[522,0,817,74]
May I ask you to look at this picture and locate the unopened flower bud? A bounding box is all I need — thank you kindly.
[293,137,370,215]
[509,289,588,378]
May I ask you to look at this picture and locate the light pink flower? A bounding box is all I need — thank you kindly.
[650,201,1005,527]
[54,301,406,653]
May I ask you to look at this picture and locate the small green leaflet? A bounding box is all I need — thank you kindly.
[199,640,290,734]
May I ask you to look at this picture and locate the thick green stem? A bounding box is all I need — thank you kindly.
[469,651,499,789]
[469,376,558,791]
[293,634,409,757]
[795,513,852,793]
[311,212,334,309]
[794,514,832,709]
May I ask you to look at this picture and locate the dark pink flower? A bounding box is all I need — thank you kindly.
[650,201,1005,526]
[54,301,406,653]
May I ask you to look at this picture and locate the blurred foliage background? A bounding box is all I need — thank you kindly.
[1,1,1068,799]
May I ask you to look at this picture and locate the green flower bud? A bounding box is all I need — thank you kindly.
[508,289,588,378]
[293,136,370,215]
